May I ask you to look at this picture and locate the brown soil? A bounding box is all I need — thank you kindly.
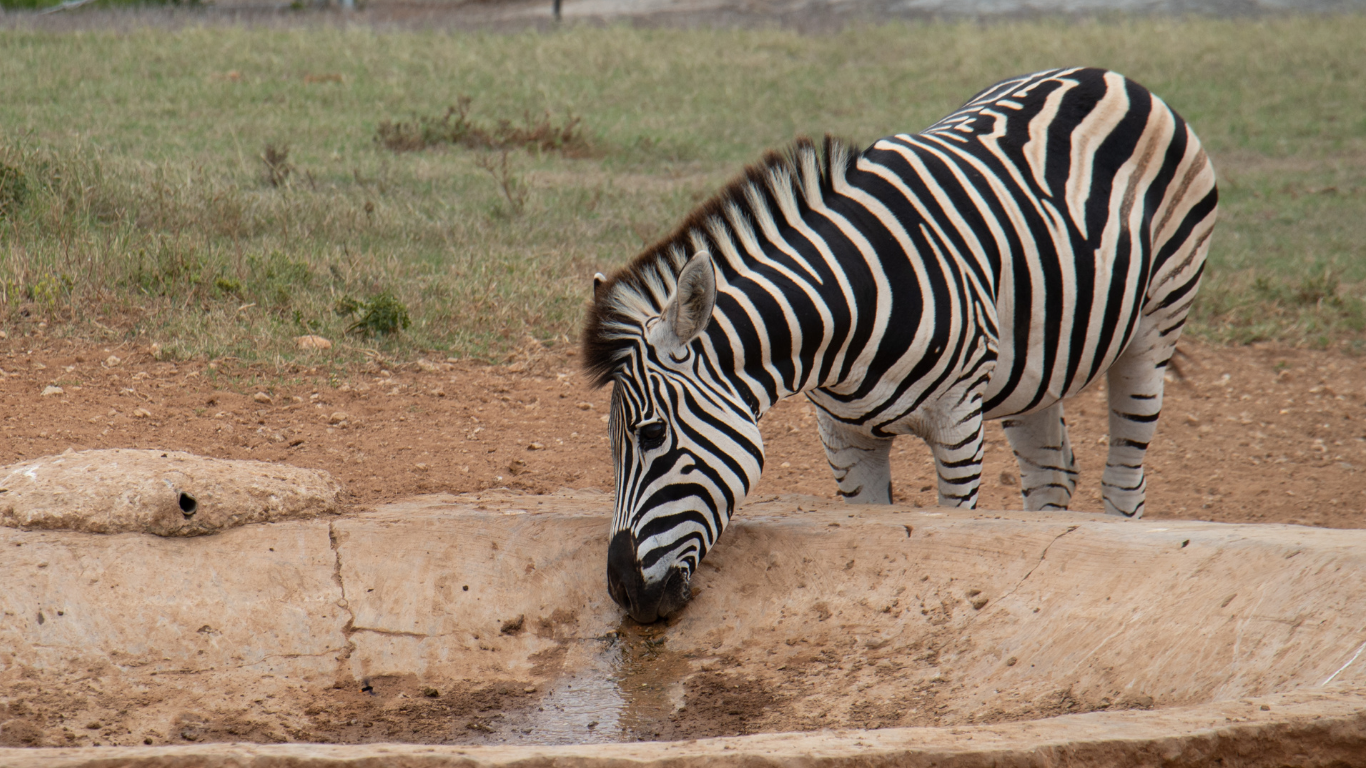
[2,336,1365,750]
[1,337,1363,529]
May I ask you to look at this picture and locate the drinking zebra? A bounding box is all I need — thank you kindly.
[583,67,1218,623]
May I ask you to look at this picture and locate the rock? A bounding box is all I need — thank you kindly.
[998,471,1016,487]
[576,402,594,410]
[415,358,438,373]
[105,355,122,367]
[0,330,6,339]
[971,596,990,610]
[329,412,349,424]
[133,408,151,418]
[253,392,273,405]
[0,449,342,536]
[40,385,63,397]
[295,335,332,351]
[1185,414,1201,426]
[528,442,545,451]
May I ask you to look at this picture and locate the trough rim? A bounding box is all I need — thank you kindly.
[1,687,1363,767]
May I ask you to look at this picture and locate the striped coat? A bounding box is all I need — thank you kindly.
[584,68,1217,622]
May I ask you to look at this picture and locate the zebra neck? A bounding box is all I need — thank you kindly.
[697,173,892,420]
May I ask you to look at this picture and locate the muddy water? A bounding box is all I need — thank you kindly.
[501,621,693,745]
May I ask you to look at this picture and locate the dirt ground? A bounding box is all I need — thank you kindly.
[2,335,1366,750]
[1,336,1363,530]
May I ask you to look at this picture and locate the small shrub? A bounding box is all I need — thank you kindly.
[336,292,411,336]
[376,97,589,156]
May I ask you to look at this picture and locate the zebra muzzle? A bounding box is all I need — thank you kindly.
[606,530,691,624]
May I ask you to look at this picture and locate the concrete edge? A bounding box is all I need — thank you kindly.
[2,688,1363,767]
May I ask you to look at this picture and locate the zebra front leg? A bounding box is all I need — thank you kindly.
[1002,401,1078,511]
[1102,341,1172,519]
[816,409,894,504]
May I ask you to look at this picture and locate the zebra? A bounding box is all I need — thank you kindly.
[582,67,1218,623]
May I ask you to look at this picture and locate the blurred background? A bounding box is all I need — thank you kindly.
[0,0,1363,363]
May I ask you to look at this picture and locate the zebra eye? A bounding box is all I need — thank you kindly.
[637,421,667,450]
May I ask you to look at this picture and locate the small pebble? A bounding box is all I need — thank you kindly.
[40,385,64,397]
[253,392,272,404]
[105,355,121,367]
[329,412,349,424]
[133,408,151,419]
[528,442,545,451]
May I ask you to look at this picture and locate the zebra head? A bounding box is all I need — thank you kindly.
[586,251,765,623]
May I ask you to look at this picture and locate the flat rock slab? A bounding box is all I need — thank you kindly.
[0,449,341,535]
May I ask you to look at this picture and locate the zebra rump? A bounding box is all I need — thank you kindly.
[583,67,1217,623]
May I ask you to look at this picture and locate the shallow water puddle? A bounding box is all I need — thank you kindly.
[500,621,692,745]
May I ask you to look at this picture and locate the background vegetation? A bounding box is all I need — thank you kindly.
[0,16,1363,362]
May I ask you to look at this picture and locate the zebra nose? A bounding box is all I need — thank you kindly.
[607,530,658,622]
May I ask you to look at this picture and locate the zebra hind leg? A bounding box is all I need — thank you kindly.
[1102,341,1172,519]
[1003,401,1078,511]
[815,409,894,504]
[925,406,986,510]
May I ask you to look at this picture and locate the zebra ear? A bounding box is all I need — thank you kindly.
[662,251,717,348]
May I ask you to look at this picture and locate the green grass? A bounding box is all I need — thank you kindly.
[0,16,1364,362]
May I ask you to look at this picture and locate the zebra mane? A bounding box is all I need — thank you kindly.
[581,134,857,388]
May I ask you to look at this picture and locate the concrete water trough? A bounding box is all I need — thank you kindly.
[2,474,1365,766]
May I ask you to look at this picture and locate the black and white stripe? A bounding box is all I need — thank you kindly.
[584,68,1218,622]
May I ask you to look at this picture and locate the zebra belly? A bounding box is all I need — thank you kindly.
[979,254,1144,422]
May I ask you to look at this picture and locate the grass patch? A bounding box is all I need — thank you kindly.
[0,17,1363,362]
